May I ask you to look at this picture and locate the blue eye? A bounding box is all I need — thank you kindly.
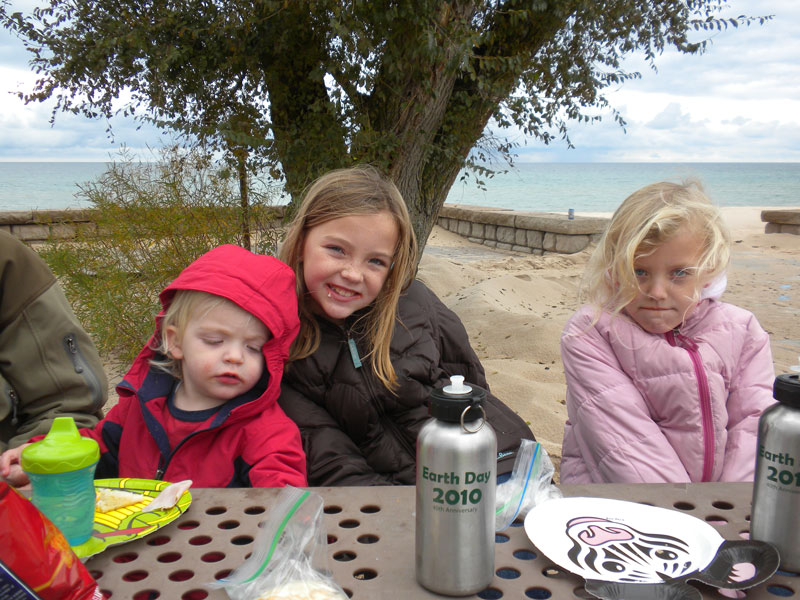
[326,245,344,255]
[634,268,647,277]
[672,268,689,278]
[369,258,388,267]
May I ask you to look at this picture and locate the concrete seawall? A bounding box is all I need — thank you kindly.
[761,209,800,235]
[0,205,612,254]
[3,206,793,254]
[438,204,609,254]
[0,209,96,242]
[3,204,794,244]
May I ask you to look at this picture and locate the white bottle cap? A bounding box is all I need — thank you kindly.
[443,375,472,395]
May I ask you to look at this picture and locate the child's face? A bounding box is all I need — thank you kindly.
[301,211,398,323]
[166,301,271,410]
[623,227,706,334]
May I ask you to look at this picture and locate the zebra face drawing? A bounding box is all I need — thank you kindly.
[565,516,697,584]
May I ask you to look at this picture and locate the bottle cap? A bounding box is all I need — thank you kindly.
[442,375,471,395]
[773,374,800,409]
[21,417,100,474]
[429,375,486,423]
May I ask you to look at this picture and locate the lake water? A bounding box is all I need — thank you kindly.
[1,161,798,214]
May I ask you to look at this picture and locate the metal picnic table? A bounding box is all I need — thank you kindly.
[85,482,796,599]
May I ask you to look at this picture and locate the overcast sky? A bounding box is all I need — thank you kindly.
[1,0,798,162]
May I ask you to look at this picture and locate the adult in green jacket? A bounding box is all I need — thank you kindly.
[0,231,107,482]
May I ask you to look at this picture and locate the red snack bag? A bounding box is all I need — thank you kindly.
[0,481,104,600]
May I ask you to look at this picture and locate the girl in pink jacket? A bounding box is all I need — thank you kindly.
[560,181,775,484]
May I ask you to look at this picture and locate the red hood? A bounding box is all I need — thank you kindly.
[120,245,299,418]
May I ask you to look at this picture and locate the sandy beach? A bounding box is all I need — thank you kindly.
[417,206,800,480]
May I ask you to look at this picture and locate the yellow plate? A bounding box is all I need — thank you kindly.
[72,478,192,559]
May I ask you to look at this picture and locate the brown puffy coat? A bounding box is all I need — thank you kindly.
[279,280,535,486]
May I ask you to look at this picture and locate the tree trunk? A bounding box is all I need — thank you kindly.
[237,152,250,252]
[391,4,569,256]
[388,66,461,256]
[410,161,469,257]
[257,3,350,204]
[271,0,566,256]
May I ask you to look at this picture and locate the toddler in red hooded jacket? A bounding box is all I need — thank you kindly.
[1,245,307,488]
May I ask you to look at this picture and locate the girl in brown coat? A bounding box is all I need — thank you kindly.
[278,165,535,486]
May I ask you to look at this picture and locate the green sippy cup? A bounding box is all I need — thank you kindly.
[21,417,99,546]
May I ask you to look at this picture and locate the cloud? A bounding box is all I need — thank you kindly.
[0,62,167,160]
[725,116,751,126]
[646,104,692,130]
[506,0,800,164]
[1,0,799,162]
[524,0,800,162]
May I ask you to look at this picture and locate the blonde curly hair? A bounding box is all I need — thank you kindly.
[582,180,731,319]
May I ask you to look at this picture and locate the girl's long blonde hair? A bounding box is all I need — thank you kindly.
[582,180,731,318]
[279,165,418,391]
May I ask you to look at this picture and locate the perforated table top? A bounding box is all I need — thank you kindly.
[86,482,795,599]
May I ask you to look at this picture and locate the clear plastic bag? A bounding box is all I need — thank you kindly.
[495,440,562,531]
[208,487,347,600]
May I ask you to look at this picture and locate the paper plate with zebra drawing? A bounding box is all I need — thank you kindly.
[71,478,192,559]
[524,497,778,600]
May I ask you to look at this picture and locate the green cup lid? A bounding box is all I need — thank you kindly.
[21,416,100,474]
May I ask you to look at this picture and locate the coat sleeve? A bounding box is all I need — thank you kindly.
[279,383,403,486]
[561,314,691,483]
[0,237,107,452]
[26,395,127,478]
[76,398,134,479]
[719,313,775,481]
[245,407,308,488]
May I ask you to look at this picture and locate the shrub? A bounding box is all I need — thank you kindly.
[40,146,284,364]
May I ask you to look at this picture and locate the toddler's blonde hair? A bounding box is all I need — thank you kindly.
[279,165,418,391]
[150,290,234,378]
[582,180,731,318]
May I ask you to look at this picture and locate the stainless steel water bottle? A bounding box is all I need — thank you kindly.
[416,375,497,596]
[751,373,800,573]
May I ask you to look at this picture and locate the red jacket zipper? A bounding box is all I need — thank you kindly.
[666,329,714,482]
